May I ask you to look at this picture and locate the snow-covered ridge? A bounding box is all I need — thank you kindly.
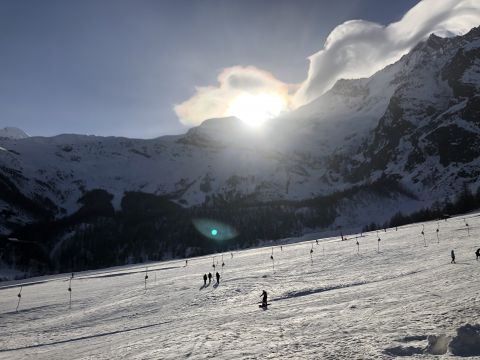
[0,127,29,139]
[0,27,479,236]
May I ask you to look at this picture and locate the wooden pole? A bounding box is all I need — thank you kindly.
[421,225,426,247]
[15,286,22,312]
[68,278,72,309]
[144,267,149,291]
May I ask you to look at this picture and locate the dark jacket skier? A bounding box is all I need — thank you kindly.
[451,250,456,264]
[476,248,480,260]
[203,273,207,285]
[261,290,268,307]
[216,272,220,284]
[208,272,212,283]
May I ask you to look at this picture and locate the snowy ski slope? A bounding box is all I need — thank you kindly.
[1,212,480,359]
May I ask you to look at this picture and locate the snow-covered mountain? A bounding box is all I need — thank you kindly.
[0,127,29,140]
[0,27,479,275]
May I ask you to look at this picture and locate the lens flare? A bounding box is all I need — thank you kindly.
[193,218,238,241]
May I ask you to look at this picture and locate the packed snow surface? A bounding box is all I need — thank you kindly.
[1,212,480,359]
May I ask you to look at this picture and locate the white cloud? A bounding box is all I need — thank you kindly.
[175,0,480,125]
[295,0,480,105]
[174,66,294,126]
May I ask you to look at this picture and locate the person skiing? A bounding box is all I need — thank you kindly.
[216,272,220,284]
[475,248,480,260]
[203,273,207,286]
[451,250,456,264]
[260,290,268,308]
[208,272,212,283]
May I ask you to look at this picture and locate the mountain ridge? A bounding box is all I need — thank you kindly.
[1,26,479,278]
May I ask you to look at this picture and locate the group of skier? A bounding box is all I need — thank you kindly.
[202,271,220,286]
[201,270,268,308]
[196,238,480,310]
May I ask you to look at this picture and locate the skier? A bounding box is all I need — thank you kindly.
[203,273,207,286]
[451,250,456,264]
[260,290,268,308]
[216,272,220,284]
[208,272,212,283]
[475,248,480,260]
[185,260,188,267]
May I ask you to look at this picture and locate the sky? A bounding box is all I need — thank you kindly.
[4,0,478,139]
[0,0,424,138]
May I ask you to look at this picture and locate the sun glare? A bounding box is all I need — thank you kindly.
[226,93,287,127]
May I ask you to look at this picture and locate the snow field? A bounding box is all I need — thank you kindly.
[0,213,480,359]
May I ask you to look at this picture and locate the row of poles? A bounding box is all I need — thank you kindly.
[10,217,475,312]
[269,217,474,271]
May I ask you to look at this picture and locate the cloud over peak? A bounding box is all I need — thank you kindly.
[295,0,480,105]
[175,0,480,126]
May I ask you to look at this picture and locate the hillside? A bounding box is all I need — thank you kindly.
[0,212,479,358]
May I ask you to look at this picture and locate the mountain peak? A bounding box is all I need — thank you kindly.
[0,127,29,139]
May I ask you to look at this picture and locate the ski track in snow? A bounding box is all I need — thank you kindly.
[1,214,480,359]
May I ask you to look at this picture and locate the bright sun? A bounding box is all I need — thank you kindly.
[226,93,287,127]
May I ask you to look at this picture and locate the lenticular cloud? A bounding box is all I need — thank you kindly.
[175,0,480,126]
[294,0,480,105]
